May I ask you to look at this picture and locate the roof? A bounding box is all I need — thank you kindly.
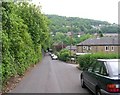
[103,33,118,37]
[66,46,76,50]
[77,37,119,46]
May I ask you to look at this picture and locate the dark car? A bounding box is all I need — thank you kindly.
[80,59,120,95]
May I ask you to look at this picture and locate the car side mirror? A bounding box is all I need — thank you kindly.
[83,68,87,71]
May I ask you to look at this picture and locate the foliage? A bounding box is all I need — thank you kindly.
[17,3,50,48]
[77,53,119,70]
[46,15,113,34]
[74,33,92,44]
[101,25,118,33]
[2,2,50,84]
[58,49,70,62]
[98,30,104,37]
[52,32,92,48]
[53,32,66,43]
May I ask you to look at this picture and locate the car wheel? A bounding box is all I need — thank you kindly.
[96,89,102,95]
[81,77,86,88]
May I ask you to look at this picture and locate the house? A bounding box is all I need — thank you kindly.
[77,32,84,37]
[66,46,77,54]
[53,42,66,52]
[103,33,118,37]
[76,37,119,53]
[66,32,73,36]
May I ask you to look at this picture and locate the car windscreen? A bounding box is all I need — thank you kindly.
[108,61,120,76]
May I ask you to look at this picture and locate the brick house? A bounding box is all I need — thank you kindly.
[76,37,119,53]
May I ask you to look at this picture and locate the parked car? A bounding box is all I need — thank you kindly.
[49,52,52,56]
[51,54,58,60]
[51,53,54,57]
[80,59,120,95]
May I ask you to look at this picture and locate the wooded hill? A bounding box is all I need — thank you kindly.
[46,14,118,34]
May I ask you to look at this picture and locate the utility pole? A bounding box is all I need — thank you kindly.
[70,31,72,63]
[70,24,73,63]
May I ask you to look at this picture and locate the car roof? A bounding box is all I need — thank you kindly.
[97,59,119,62]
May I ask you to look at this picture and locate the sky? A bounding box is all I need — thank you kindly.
[32,0,119,24]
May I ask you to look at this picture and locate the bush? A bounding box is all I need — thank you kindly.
[58,49,70,62]
[77,53,119,70]
[2,2,50,85]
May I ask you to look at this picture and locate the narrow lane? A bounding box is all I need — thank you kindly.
[10,55,90,93]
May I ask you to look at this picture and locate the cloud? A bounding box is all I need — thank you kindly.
[32,0,119,23]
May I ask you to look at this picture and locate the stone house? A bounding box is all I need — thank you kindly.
[76,37,119,54]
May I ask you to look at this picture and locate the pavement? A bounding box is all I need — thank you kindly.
[9,55,90,93]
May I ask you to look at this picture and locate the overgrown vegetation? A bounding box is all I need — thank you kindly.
[58,49,71,62]
[2,2,50,85]
[101,25,118,33]
[77,53,119,70]
[46,14,118,34]
[51,32,92,46]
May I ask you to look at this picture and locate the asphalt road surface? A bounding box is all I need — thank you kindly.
[9,55,91,93]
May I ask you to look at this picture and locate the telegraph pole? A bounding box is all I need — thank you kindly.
[70,31,72,63]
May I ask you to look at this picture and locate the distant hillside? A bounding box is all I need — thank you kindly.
[46,14,118,34]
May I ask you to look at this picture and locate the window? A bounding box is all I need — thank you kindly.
[93,61,101,74]
[87,46,92,50]
[83,46,86,49]
[105,46,109,51]
[111,46,114,51]
[100,64,108,76]
[88,66,93,72]
[108,62,120,76]
[88,63,96,72]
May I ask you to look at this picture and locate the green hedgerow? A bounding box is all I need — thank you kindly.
[77,53,119,70]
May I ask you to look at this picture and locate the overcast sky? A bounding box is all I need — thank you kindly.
[32,0,119,24]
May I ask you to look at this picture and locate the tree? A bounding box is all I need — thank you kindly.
[46,14,110,34]
[2,2,50,85]
[99,30,103,37]
[101,26,118,33]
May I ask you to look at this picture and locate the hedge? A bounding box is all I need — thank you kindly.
[77,53,119,70]
[58,49,70,62]
[2,2,50,85]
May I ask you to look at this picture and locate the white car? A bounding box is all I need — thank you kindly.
[71,58,75,61]
[52,55,58,60]
[51,54,54,57]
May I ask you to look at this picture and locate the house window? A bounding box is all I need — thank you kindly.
[87,46,92,50]
[111,46,114,51]
[83,46,86,49]
[105,46,109,51]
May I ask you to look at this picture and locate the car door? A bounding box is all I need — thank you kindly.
[83,62,96,92]
[96,63,109,91]
[89,61,102,92]
[91,62,109,93]
[84,61,102,93]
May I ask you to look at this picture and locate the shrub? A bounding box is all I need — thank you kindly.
[2,2,50,85]
[77,53,119,70]
[58,49,70,62]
